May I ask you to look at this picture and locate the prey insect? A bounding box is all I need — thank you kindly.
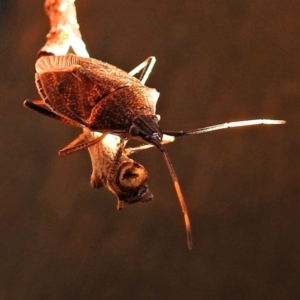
[24,54,285,249]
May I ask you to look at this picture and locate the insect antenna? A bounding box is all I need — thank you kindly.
[158,118,285,250]
[163,119,286,137]
[159,145,193,250]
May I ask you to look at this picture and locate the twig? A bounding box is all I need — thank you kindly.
[39,0,153,207]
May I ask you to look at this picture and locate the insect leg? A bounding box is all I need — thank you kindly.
[163,119,286,137]
[129,56,156,85]
[23,99,83,128]
[124,134,175,155]
[58,133,107,156]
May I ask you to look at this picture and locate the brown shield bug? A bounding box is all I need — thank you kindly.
[24,54,285,249]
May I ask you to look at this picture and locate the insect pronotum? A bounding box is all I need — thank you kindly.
[24,54,285,249]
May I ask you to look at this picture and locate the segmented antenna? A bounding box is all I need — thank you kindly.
[160,145,193,250]
[163,119,286,137]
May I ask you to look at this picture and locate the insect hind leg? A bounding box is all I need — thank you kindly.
[58,133,106,156]
[129,56,156,85]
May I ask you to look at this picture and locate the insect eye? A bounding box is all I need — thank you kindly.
[129,125,140,136]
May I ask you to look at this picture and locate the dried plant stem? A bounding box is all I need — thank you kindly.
[39,0,152,205]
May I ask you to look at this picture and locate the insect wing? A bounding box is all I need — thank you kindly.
[87,84,160,131]
[73,55,141,85]
[36,55,138,121]
[36,55,159,125]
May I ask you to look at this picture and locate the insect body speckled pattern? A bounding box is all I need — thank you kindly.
[35,55,159,131]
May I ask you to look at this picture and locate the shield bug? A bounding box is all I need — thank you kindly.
[24,54,285,249]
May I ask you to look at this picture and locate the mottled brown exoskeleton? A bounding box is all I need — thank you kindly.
[24,54,285,249]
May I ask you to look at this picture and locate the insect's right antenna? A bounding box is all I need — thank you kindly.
[163,119,286,137]
[159,145,193,250]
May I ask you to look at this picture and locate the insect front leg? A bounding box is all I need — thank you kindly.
[124,134,175,156]
[23,99,83,128]
[129,56,156,85]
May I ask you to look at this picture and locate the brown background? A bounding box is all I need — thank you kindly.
[0,0,299,299]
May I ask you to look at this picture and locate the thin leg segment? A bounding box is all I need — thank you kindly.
[59,133,107,156]
[124,134,175,156]
[129,56,156,85]
[23,99,84,128]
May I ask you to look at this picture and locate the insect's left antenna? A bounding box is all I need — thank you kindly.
[160,145,193,250]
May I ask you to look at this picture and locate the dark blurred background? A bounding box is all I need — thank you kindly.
[0,1,299,299]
